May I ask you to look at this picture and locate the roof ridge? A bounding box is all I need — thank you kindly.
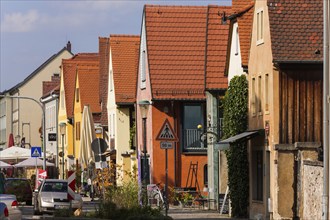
[229,1,254,19]
[145,4,207,9]
[110,34,140,38]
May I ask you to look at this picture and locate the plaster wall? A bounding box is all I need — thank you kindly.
[277,151,295,218]
[18,50,72,148]
[227,22,245,83]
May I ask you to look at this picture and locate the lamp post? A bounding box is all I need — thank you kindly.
[59,122,67,179]
[0,95,46,169]
[138,100,151,206]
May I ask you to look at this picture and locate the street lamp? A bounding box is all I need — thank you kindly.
[138,100,151,206]
[59,122,67,179]
[0,95,46,169]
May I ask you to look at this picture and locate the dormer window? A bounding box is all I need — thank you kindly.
[257,9,264,45]
[76,88,79,102]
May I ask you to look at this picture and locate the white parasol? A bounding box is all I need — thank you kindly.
[0,160,13,168]
[14,157,55,167]
[79,105,96,169]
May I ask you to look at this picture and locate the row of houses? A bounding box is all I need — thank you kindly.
[0,0,327,219]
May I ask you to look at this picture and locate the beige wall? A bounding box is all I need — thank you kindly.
[19,50,72,149]
[73,75,81,159]
[248,0,282,218]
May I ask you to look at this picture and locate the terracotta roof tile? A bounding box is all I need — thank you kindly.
[110,35,140,104]
[268,0,323,62]
[62,53,99,118]
[232,1,254,66]
[145,5,232,99]
[145,5,208,100]
[99,37,110,125]
[77,64,101,114]
[206,5,232,90]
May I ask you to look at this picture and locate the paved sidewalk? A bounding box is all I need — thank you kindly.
[166,206,234,220]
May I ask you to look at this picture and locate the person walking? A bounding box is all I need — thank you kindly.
[87,177,94,201]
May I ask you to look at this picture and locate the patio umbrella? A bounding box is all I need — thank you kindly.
[79,105,96,169]
[0,160,12,168]
[0,146,31,160]
[14,157,54,167]
[8,133,14,147]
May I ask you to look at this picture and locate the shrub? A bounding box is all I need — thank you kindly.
[222,75,249,218]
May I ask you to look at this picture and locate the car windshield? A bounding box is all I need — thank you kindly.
[42,182,67,192]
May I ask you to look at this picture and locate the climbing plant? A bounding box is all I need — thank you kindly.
[222,75,249,218]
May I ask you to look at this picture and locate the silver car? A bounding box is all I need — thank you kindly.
[34,179,83,214]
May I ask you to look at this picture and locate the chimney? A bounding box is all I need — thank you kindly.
[66,41,72,53]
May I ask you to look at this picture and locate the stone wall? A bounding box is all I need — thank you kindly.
[301,160,323,220]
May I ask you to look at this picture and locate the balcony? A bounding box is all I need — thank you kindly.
[183,129,204,151]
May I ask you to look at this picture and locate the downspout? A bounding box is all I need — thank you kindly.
[322,0,330,219]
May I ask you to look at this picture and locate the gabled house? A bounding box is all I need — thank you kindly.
[106,35,140,184]
[0,43,72,152]
[40,74,61,178]
[136,5,231,202]
[248,0,323,219]
[73,62,100,167]
[58,53,99,178]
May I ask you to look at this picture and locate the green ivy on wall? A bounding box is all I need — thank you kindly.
[222,75,249,218]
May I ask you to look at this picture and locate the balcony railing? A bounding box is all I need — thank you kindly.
[183,118,223,151]
[184,129,204,150]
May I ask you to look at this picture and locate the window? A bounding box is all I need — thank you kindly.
[203,164,208,186]
[235,26,239,55]
[257,9,264,45]
[252,78,256,115]
[140,22,147,89]
[110,70,113,91]
[252,150,263,201]
[182,103,204,151]
[76,122,80,140]
[75,88,80,102]
[265,74,269,112]
[60,91,64,109]
[258,75,262,114]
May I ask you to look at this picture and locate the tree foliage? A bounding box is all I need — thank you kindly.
[222,75,249,218]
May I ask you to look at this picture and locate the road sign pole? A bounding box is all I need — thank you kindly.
[165,148,168,217]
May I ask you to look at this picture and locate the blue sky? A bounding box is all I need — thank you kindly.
[0,0,231,91]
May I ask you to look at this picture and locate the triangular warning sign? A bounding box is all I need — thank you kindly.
[32,148,40,157]
[156,119,178,141]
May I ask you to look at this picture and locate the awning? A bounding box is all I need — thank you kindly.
[215,130,264,150]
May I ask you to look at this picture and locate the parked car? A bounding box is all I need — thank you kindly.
[0,194,22,220]
[34,179,83,214]
[0,202,9,220]
[4,178,33,205]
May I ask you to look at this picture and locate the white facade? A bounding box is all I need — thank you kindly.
[227,22,246,83]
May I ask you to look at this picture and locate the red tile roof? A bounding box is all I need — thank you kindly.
[62,53,99,118]
[231,0,254,66]
[268,0,323,62]
[206,5,232,90]
[77,64,101,114]
[110,35,140,104]
[99,37,110,125]
[145,5,208,100]
[144,5,232,99]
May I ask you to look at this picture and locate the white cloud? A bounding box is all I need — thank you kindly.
[1,10,40,33]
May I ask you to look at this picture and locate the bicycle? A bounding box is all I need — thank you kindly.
[147,183,167,209]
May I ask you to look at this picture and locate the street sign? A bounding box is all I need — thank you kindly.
[156,119,178,141]
[31,146,42,158]
[48,133,57,141]
[160,141,173,149]
[67,171,76,201]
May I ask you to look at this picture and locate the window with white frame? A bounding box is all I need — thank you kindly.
[265,74,269,112]
[235,26,239,55]
[257,9,264,45]
[110,70,113,91]
[140,19,147,89]
[252,77,256,115]
[258,75,262,114]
